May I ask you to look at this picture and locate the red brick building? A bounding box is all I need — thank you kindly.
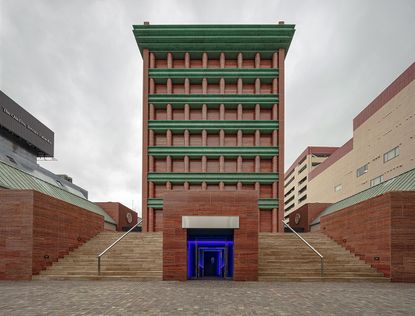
[133,23,295,280]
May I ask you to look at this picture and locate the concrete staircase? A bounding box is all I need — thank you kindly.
[34,232,162,281]
[259,232,388,282]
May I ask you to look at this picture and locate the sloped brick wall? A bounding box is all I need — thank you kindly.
[0,189,104,280]
[320,192,415,282]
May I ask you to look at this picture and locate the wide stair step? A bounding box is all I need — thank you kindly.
[34,232,162,281]
[258,232,389,282]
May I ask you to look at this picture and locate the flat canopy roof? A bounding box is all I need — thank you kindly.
[132,24,295,59]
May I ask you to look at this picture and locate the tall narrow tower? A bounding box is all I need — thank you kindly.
[133,23,295,234]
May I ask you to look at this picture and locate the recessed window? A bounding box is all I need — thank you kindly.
[370,175,384,187]
[384,146,400,163]
[356,164,368,177]
[298,194,307,203]
[334,184,342,192]
[298,176,307,186]
[298,164,307,174]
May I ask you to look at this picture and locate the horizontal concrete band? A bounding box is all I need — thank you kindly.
[182,216,239,229]
[148,146,278,158]
[147,198,278,210]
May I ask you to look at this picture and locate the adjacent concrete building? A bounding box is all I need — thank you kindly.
[307,62,415,204]
[283,146,337,221]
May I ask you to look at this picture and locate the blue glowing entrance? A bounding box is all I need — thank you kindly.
[187,229,234,279]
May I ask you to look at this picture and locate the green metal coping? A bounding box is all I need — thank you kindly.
[133,24,295,58]
[0,160,116,224]
[149,68,278,84]
[148,172,278,184]
[149,120,278,134]
[257,198,279,209]
[148,146,278,158]
[310,167,415,226]
[147,198,278,210]
[149,94,278,109]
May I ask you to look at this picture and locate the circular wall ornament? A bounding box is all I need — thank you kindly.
[126,212,133,224]
[294,213,301,225]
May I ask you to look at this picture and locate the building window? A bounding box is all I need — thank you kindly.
[298,176,307,186]
[370,175,384,187]
[298,164,307,174]
[334,184,342,192]
[285,195,294,205]
[298,194,307,203]
[285,203,295,212]
[356,164,368,177]
[298,185,307,194]
[384,146,400,163]
[284,176,295,188]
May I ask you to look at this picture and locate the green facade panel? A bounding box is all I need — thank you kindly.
[149,68,278,84]
[148,172,278,184]
[148,146,278,158]
[149,120,278,133]
[149,94,278,109]
[147,198,278,210]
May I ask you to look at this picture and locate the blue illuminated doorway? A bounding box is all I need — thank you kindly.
[187,229,234,279]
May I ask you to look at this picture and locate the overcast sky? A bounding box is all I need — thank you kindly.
[1,0,414,215]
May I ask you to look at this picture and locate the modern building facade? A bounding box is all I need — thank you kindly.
[133,23,295,280]
[307,62,415,204]
[283,146,337,221]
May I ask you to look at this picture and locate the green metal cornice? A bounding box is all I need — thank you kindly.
[258,198,279,209]
[149,94,278,109]
[147,198,164,209]
[147,198,278,210]
[149,68,278,84]
[148,146,278,158]
[149,120,278,134]
[133,24,295,59]
[148,172,278,184]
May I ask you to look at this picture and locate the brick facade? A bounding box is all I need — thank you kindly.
[162,190,258,281]
[320,191,415,282]
[96,202,138,231]
[0,189,104,280]
[288,203,331,232]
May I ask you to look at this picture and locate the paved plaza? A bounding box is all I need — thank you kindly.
[0,281,414,315]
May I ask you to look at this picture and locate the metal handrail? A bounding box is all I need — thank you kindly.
[282,221,324,276]
[97,220,142,275]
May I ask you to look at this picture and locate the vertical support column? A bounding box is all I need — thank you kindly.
[149,183,154,232]
[219,155,224,172]
[166,155,172,172]
[148,207,154,232]
[220,52,225,68]
[237,156,242,172]
[255,130,260,146]
[202,52,208,68]
[277,49,285,233]
[141,48,150,232]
